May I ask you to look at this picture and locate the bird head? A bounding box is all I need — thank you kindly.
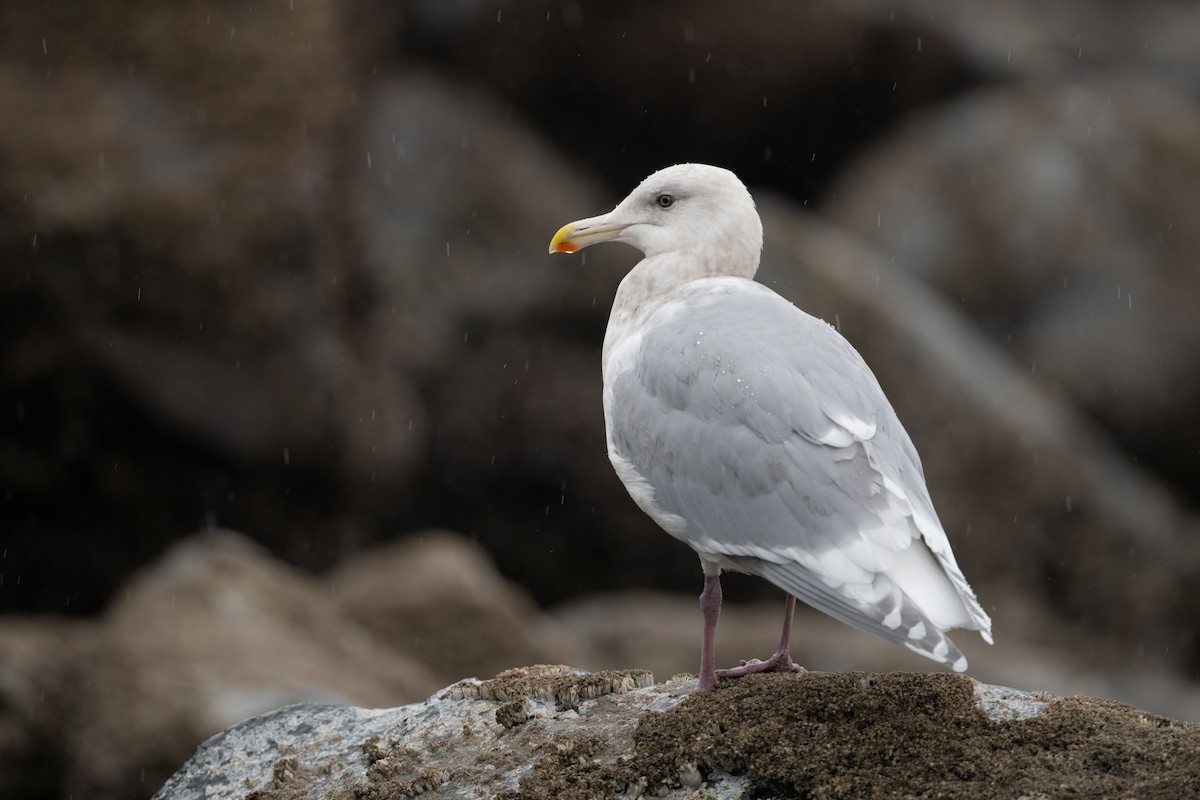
[549,164,763,273]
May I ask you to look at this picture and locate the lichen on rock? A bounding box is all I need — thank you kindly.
[152,667,1200,800]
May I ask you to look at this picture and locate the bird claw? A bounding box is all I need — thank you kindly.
[715,651,806,678]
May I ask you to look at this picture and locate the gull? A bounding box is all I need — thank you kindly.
[549,163,992,690]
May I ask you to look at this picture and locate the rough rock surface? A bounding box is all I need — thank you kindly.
[153,665,1200,800]
[0,528,607,798]
[3,530,444,800]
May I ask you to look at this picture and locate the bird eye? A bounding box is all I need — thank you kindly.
[656,194,675,208]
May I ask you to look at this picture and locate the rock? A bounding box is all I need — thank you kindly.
[152,665,1200,800]
[59,529,443,800]
[329,530,599,683]
[0,618,95,800]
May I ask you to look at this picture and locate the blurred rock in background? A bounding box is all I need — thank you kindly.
[2,1,1199,797]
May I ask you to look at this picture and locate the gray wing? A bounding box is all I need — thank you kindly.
[607,282,984,670]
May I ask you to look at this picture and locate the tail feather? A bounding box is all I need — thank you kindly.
[730,555,971,672]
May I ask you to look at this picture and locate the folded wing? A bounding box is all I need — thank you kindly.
[606,279,991,670]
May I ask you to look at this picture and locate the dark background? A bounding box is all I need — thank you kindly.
[2,2,1200,797]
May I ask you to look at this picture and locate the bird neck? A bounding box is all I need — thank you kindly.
[612,244,759,314]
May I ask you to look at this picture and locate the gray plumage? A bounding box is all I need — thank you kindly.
[550,163,991,683]
[610,280,987,670]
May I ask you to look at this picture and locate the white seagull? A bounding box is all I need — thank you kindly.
[549,163,992,690]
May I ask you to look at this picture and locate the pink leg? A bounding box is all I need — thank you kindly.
[714,593,805,680]
[697,575,722,691]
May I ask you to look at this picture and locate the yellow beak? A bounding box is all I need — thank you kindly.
[548,215,628,254]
